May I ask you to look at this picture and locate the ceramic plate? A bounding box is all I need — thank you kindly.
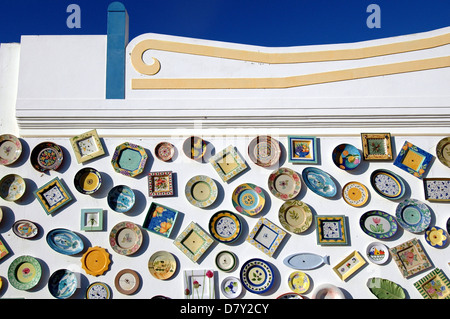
[366,242,390,265]
[185,175,218,208]
[215,251,237,272]
[359,210,398,239]
[424,226,448,248]
[184,136,207,161]
[240,258,274,294]
[209,210,242,243]
[109,221,143,256]
[436,137,450,168]
[81,246,111,277]
[107,185,135,213]
[395,198,431,233]
[283,253,329,270]
[302,167,337,198]
[0,174,26,201]
[148,251,177,280]
[143,202,179,238]
[232,183,265,216]
[173,221,214,263]
[268,167,301,201]
[86,282,111,299]
[390,238,432,278]
[288,271,310,294]
[414,268,450,299]
[332,143,362,170]
[278,200,312,234]
[48,269,78,299]
[312,284,345,299]
[12,220,38,239]
[370,169,406,200]
[342,181,369,207]
[115,269,140,295]
[0,134,22,165]
[221,276,242,299]
[155,142,175,161]
[74,167,102,195]
[111,142,148,177]
[248,136,281,167]
[46,228,84,255]
[30,141,63,172]
[7,255,42,290]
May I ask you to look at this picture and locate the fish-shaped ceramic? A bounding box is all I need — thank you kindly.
[283,253,329,270]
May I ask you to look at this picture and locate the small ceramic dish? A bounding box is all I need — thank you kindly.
[268,167,302,201]
[366,242,390,264]
[312,284,345,299]
[30,141,64,172]
[0,174,26,201]
[0,134,22,165]
[155,142,175,162]
[183,136,207,161]
[74,167,102,195]
[12,220,38,239]
[109,221,143,256]
[48,269,78,299]
[107,185,135,213]
[221,276,242,299]
[332,143,362,170]
[247,136,281,167]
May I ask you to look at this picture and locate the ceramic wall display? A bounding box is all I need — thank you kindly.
[287,136,318,164]
[370,169,406,200]
[312,284,345,299]
[80,208,104,231]
[209,211,242,244]
[360,133,393,161]
[185,175,218,208]
[332,250,367,281]
[332,143,361,170]
[12,220,38,239]
[0,134,22,165]
[111,142,148,177]
[183,269,215,299]
[342,181,369,207]
[33,177,73,215]
[247,218,286,257]
[221,276,242,299]
[69,129,105,164]
[316,215,349,246]
[288,271,310,294]
[148,171,174,197]
[183,136,207,161]
[30,141,63,172]
[366,242,390,265]
[109,221,143,256]
[210,145,248,182]
[115,269,140,295]
[154,142,175,162]
[48,269,78,299]
[359,210,398,239]
[278,200,312,234]
[283,253,329,270]
[7,255,42,291]
[107,185,135,213]
[240,258,274,294]
[424,226,448,248]
[436,137,450,168]
[142,202,178,238]
[389,238,432,278]
[46,228,84,255]
[215,251,237,272]
[268,167,301,201]
[423,178,450,202]
[173,221,214,263]
[394,141,433,179]
[395,198,431,233]
[248,135,281,167]
[0,174,26,201]
[74,167,102,195]
[414,268,450,299]
[232,183,265,216]
[302,167,337,198]
[148,251,177,280]
[86,282,111,299]
[80,246,111,277]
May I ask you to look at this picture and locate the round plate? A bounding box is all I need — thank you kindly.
[278,200,312,234]
[148,251,177,280]
[155,142,175,162]
[332,143,362,170]
[107,185,135,213]
[436,137,450,168]
[0,174,26,201]
[209,211,242,243]
[48,269,78,299]
[277,292,305,299]
[109,221,143,256]
[395,198,431,233]
[302,167,337,198]
[0,134,22,165]
[366,242,390,265]
[86,282,111,299]
[183,136,207,160]
[370,169,405,200]
[248,136,281,167]
[12,219,38,239]
[288,271,310,294]
[215,251,237,272]
[342,181,369,207]
[268,167,301,200]
[30,142,63,172]
[46,228,84,255]
[185,175,218,208]
[425,226,448,248]
[7,255,42,290]
[312,284,345,299]
[221,276,242,299]
[81,246,111,277]
[111,142,148,177]
[232,183,265,216]
[115,269,140,295]
[240,258,274,294]
[74,167,102,195]
[359,210,398,239]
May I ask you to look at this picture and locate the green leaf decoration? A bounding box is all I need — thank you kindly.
[367,277,406,299]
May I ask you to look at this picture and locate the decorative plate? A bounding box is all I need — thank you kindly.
[221,276,242,299]
[277,292,305,299]
[148,171,174,197]
[12,219,38,239]
[33,177,73,215]
[342,181,369,207]
[332,250,367,281]
[215,251,237,272]
[7,255,42,290]
[240,258,274,294]
[414,268,450,299]
[46,228,84,255]
[0,237,9,260]
[370,169,405,200]
[389,238,432,278]
[111,142,148,177]
[232,183,265,216]
[302,167,337,198]
[278,200,312,234]
[209,145,248,182]
[312,284,345,299]
[183,269,215,299]
[107,185,135,213]
[30,141,63,172]
[209,211,242,243]
[69,129,105,164]
[248,135,281,167]
[143,202,178,238]
[393,141,433,179]
[81,246,111,276]
[361,133,393,161]
[283,253,329,270]
[0,134,22,165]
[436,137,450,168]
[332,143,362,170]
[288,271,310,294]
[86,282,111,299]
[109,221,143,256]
[183,136,207,161]
[423,178,450,202]
[359,210,398,239]
[316,215,349,246]
[185,175,218,208]
[48,269,78,299]
[366,242,390,265]
[287,136,318,164]
[425,226,448,248]
[115,269,140,295]
[155,142,175,162]
[0,174,26,201]
[173,221,214,263]
[74,167,102,195]
[268,167,302,201]
[395,198,431,233]
[246,218,286,257]
[148,251,177,280]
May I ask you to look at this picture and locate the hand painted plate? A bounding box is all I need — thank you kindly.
[248,136,281,167]
[359,210,398,239]
[366,242,390,265]
[395,198,431,233]
[0,174,26,201]
[107,185,135,213]
[232,183,265,216]
[111,142,148,177]
[221,276,242,299]
[370,169,405,200]
[436,137,450,168]
[109,221,143,256]
[215,251,237,272]
[148,251,177,280]
[268,167,301,200]
[240,258,274,294]
[46,228,84,255]
[288,271,310,294]
[12,220,38,239]
[312,284,345,299]
[0,134,22,165]
[301,167,337,198]
[185,175,218,208]
[278,200,312,234]
[332,143,361,170]
[30,141,63,172]
[74,167,102,195]
[424,226,448,248]
[48,269,78,299]
[155,142,175,162]
[277,292,305,299]
[7,255,42,290]
[209,210,242,243]
[184,136,207,160]
[342,181,369,207]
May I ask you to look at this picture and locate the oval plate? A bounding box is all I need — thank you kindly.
[209,211,242,243]
[370,169,405,200]
[0,134,22,165]
[395,198,431,233]
[48,269,78,299]
[0,174,26,201]
[74,167,102,195]
[109,221,143,256]
[46,228,84,255]
[278,200,312,234]
[302,167,337,198]
[8,255,42,290]
[332,143,362,170]
[148,251,177,280]
[185,175,218,208]
[436,137,450,168]
[268,167,301,200]
[107,185,135,213]
[240,258,274,294]
[342,181,369,207]
[232,183,265,216]
[359,210,398,239]
[30,141,63,172]
[12,219,38,239]
[248,136,281,167]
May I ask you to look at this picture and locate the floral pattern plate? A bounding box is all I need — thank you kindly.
[209,210,242,243]
[185,175,218,208]
[359,210,398,239]
[240,258,274,294]
[184,269,215,299]
[424,226,448,248]
[0,134,22,165]
[278,200,312,234]
[389,238,432,278]
[232,183,265,216]
[395,198,431,233]
[302,167,337,198]
[221,276,242,299]
[30,141,64,172]
[143,202,179,238]
[370,169,405,200]
[342,181,369,207]
[109,221,143,256]
[0,174,26,201]
[107,185,135,213]
[8,255,42,290]
[414,268,450,299]
[268,167,301,201]
[288,271,310,294]
[248,136,281,167]
[393,141,433,179]
[155,142,175,162]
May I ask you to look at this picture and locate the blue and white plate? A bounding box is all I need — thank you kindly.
[107,185,135,213]
[209,211,242,243]
[302,167,337,198]
[46,228,84,255]
[370,169,406,200]
[395,198,431,233]
[48,269,78,299]
[240,258,273,294]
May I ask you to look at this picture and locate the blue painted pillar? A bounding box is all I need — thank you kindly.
[106,2,129,99]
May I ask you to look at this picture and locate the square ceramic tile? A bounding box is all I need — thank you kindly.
[393,141,433,179]
[33,177,73,215]
[246,218,286,257]
[287,136,318,164]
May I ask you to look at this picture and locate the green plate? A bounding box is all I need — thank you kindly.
[8,255,42,290]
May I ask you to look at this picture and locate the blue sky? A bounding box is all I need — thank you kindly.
[0,0,449,47]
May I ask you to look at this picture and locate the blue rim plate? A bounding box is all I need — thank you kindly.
[107,185,135,213]
[359,210,398,239]
[46,228,84,255]
[240,258,273,294]
[395,198,431,233]
[424,226,448,248]
[301,167,337,198]
[48,269,78,299]
[208,210,242,243]
[370,169,405,200]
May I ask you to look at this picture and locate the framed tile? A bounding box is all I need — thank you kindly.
[143,202,179,238]
[33,177,73,215]
[414,268,450,299]
[80,208,104,231]
[316,215,349,246]
[332,250,367,281]
[209,145,247,182]
[393,141,433,179]
[389,238,432,278]
[287,136,318,164]
[423,178,450,202]
[360,133,393,161]
[174,221,214,263]
[0,236,9,260]
[70,129,105,164]
[246,218,286,257]
[148,171,174,197]
[183,269,216,299]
